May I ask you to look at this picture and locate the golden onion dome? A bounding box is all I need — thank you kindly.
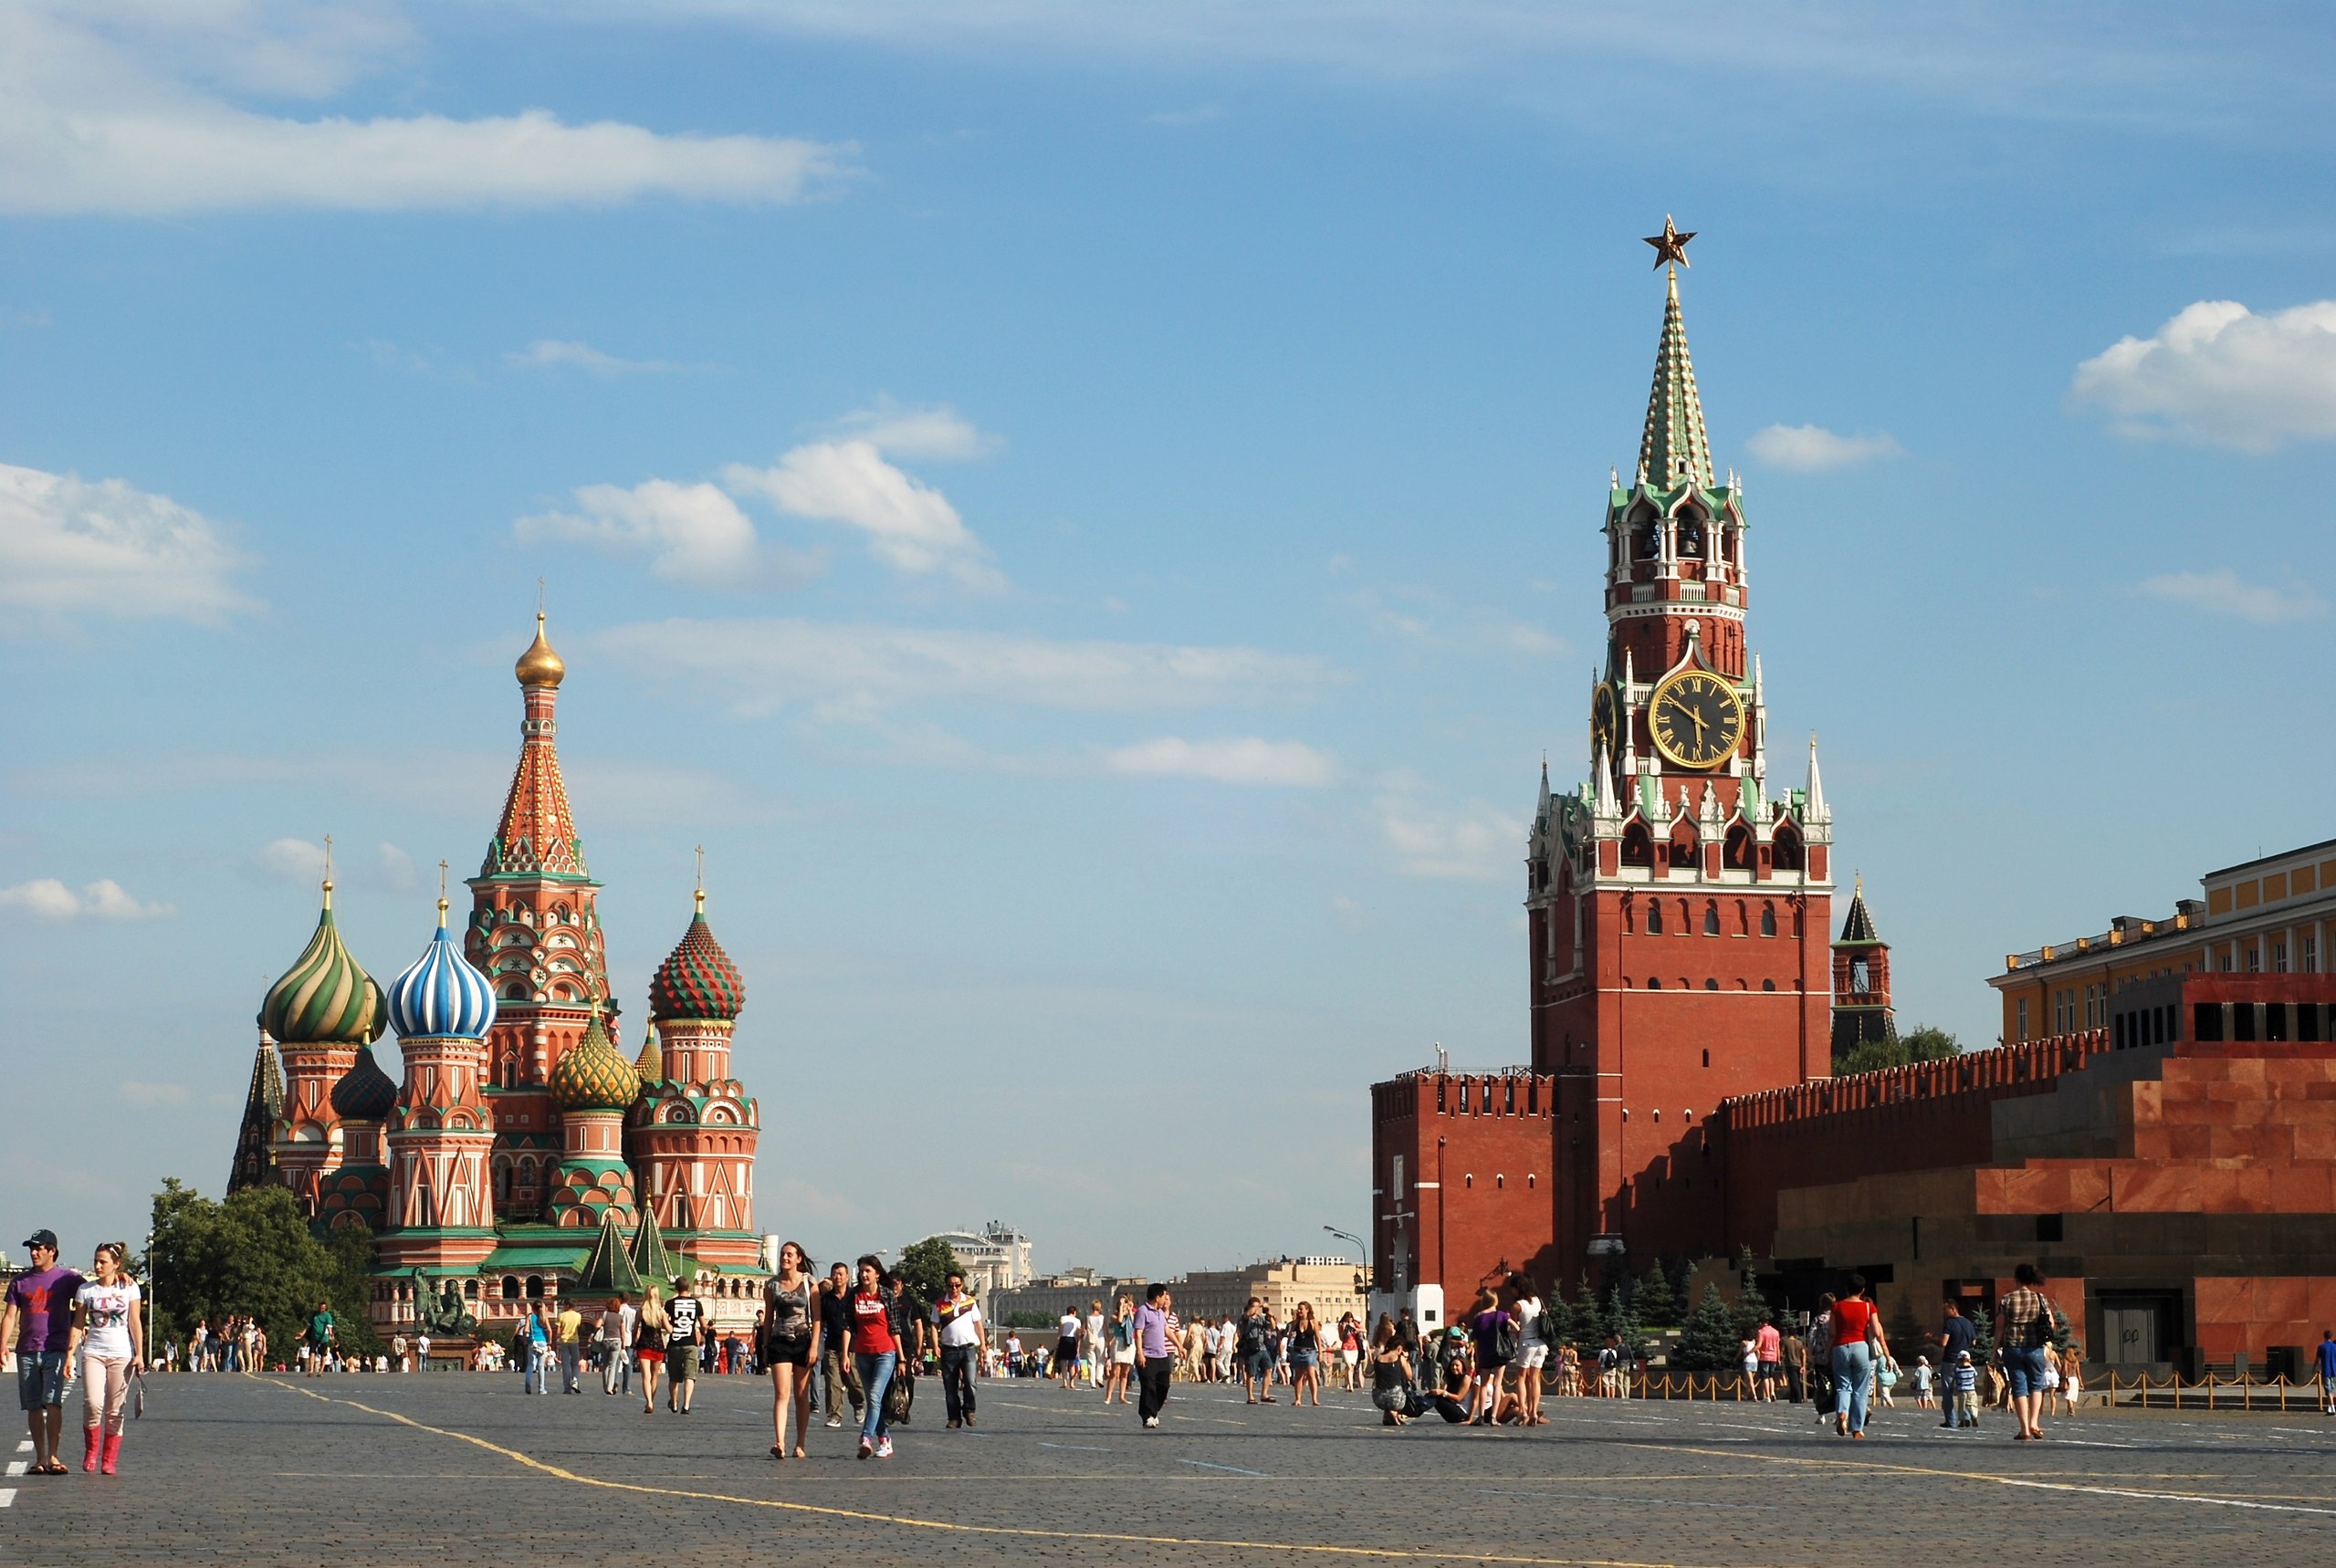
[515,611,566,689]
[549,1007,639,1113]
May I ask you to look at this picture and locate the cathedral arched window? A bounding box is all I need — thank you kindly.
[1704,977,1719,990]
[1638,519,1663,559]
[1677,515,1705,558]
[1647,977,1662,989]
[1645,899,1662,934]
[524,1275,544,1300]
[1621,822,1654,869]
[1760,903,1777,937]
[1724,823,1755,870]
[1702,902,1720,936]
[1763,978,1776,992]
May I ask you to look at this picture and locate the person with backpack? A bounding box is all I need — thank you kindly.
[1465,1285,1517,1426]
[1995,1263,2056,1441]
[1368,1315,1415,1427]
[1236,1299,1275,1404]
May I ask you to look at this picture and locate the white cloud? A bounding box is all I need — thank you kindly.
[257,838,329,883]
[506,340,694,376]
[2070,300,2336,450]
[0,5,852,214]
[828,401,998,461]
[1374,777,1522,880]
[2136,569,2325,625]
[0,462,254,626]
[726,440,1004,591]
[376,841,417,891]
[0,877,173,920]
[516,478,823,591]
[1105,737,1336,787]
[1744,423,1904,471]
[599,618,1338,716]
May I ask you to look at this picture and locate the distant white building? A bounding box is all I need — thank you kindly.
[910,1221,1033,1298]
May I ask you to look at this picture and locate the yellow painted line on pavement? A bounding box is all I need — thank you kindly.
[262,1378,1747,1565]
[1650,1441,2336,1518]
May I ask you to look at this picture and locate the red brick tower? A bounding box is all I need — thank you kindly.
[466,613,612,1220]
[1829,876,1894,1063]
[1524,224,1835,1270]
[1373,225,1841,1310]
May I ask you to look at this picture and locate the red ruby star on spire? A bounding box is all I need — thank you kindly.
[1643,214,1695,269]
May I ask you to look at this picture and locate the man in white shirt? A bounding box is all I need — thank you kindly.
[1084,1301,1106,1389]
[415,1332,432,1371]
[1054,1310,1082,1389]
[933,1270,986,1429]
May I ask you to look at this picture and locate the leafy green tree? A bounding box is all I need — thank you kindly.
[146,1178,383,1363]
[1000,1309,1058,1330]
[1837,1023,1964,1076]
[1632,1263,1678,1329]
[1678,1281,1739,1371]
[896,1236,963,1312]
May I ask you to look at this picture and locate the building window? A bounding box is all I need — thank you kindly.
[1760,904,1776,937]
[2015,998,2029,1042]
[1648,977,1662,989]
[1704,977,1719,990]
[1702,1049,1710,1068]
[1761,978,1776,992]
[2274,940,2289,973]
[1646,900,1663,934]
[2306,934,2320,972]
[2246,945,2263,973]
[1703,903,1720,936]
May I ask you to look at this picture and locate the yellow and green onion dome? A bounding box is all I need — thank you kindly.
[330,1044,399,1121]
[387,899,498,1040]
[550,1008,638,1113]
[260,886,386,1046]
[648,893,745,1023]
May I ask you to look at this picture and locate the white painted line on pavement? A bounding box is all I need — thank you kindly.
[3,1462,23,1477]
[12,1441,27,1452]
[1180,1458,1272,1477]
[0,1487,15,1508]
[1040,1442,1111,1451]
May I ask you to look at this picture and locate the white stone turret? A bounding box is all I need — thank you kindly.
[1805,734,1830,826]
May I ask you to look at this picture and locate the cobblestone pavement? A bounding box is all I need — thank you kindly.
[6,1374,2336,1565]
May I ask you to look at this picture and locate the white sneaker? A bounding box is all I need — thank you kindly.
[876,1437,894,1458]
[826,1416,843,1428]
[857,1437,873,1459]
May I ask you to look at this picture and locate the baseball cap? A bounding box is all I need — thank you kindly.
[22,1228,58,1251]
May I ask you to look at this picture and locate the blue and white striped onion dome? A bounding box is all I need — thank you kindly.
[387,903,498,1040]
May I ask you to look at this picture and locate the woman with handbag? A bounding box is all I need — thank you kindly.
[1827,1277,1886,1439]
[848,1256,904,1459]
[634,1286,669,1415]
[761,1241,818,1459]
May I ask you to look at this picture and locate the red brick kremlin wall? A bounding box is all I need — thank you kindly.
[1371,1071,1558,1318]
[1718,1030,2111,1256]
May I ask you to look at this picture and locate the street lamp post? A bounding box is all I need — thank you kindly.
[143,1228,155,1367]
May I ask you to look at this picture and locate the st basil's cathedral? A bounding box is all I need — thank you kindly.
[226,615,766,1336]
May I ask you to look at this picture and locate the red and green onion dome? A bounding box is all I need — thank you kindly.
[648,894,745,1022]
[550,1009,639,1113]
[330,1044,399,1121]
[260,886,386,1046]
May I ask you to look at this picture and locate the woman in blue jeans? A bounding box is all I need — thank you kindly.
[847,1255,901,1459]
[1828,1275,1884,1438]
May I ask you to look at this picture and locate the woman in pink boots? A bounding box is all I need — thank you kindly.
[68,1241,144,1475]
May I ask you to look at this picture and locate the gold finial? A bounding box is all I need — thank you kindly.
[321,834,334,907]
[515,600,567,689]
[693,844,706,915]
[1854,871,1863,898]
[436,859,450,926]
[1642,214,1694,269]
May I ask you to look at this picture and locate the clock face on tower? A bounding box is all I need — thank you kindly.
[1648,669,1745,770]
[1591,685,1618,759]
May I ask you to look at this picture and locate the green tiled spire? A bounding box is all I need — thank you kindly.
[628,1202,676,1286]
[1638,267,1714,490]
[576,1208,644,1296]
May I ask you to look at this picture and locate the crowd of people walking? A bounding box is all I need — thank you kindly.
[10,1213,2171,1483]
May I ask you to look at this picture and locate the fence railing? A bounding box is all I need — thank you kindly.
[1547,1366,2334,1412]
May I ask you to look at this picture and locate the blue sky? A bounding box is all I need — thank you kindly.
[5,3,2333,1275]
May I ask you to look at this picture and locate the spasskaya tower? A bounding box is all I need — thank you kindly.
[1524,218,1836,1268]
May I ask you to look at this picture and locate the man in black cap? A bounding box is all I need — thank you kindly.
[2,1229,84,1475]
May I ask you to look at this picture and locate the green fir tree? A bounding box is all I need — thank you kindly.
[1603,1284,1643,1358]
[1678,1281,1740,1371]
[1568,1276,1604,1349]
[1633,1262,1679,1329]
